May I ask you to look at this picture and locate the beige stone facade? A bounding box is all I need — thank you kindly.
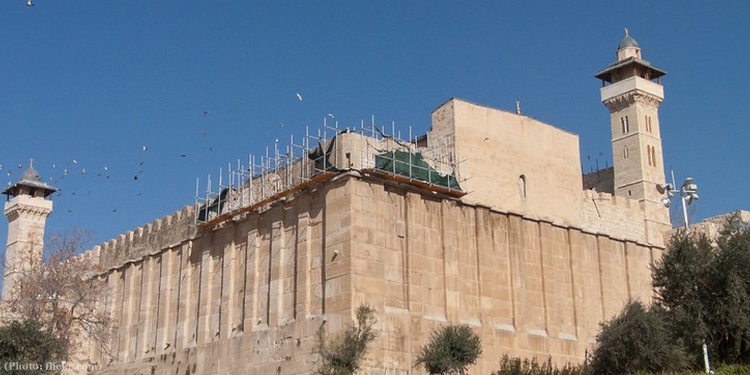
[4,33,698,374]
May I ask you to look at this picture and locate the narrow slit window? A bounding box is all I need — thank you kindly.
[519,175,527,199]
[625,116,630,133]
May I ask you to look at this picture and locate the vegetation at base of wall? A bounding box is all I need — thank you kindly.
[414,324,483,375]
[492,355,583,375]
[315,304,377,375]
[0,319,67,375]
[490,355,750,375]
[588,214,750,374]
[588,301,689,375]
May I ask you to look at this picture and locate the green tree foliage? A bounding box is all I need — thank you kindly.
[414,324,482,375]
[315,305,377,375]
[0,319,66,375]
[706,221,750,364]
[589,301,689,375]
[653,216,750,366]
[492,355,582,375]
[652,230,714,365]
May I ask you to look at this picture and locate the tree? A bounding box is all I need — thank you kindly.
[704,220,750,364]
[588,301,689,375]
[315,304,377,375]
[414,324,482,375]
[652,229,714,366]
[0,319,66,375]
[653,216,750,366]
[2,229,112,361]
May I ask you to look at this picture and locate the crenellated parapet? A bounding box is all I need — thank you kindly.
[581,189,656,245]
[91,206,197,270]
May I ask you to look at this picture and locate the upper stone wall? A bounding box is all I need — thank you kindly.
[581,189,652,245]
[89,206,196,270]
[432,98,584,226]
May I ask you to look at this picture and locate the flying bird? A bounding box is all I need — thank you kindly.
[142,146,148,151]
[203,110,209,117]
[296,93,303,101]
[27,0,33,6]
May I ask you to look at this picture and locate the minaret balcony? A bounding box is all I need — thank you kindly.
[601,76,664,103]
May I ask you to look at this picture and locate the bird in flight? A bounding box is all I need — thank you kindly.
[296,93,303,101]
[27,0,33,6]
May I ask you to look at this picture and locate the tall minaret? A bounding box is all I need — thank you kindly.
[2,160,57,301]
[596,29,668,203]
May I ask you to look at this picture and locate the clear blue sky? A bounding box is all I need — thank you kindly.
[1,1,748,252]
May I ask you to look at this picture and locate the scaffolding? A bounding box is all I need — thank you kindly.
[195,116,463,228]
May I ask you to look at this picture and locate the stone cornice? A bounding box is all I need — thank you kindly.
[603,90,662,113]
[4,204,52,222]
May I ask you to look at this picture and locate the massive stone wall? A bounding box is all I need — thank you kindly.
[91,175,353,375]
[85,173,663,375]
[348,176,660,374]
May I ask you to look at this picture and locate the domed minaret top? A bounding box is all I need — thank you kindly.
[617,28,641,60]
[2,159,57,199]
[595,28,667,85]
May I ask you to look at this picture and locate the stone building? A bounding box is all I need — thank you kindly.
[2,32,704,374]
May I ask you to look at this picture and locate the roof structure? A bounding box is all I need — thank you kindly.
[2,161,58,197]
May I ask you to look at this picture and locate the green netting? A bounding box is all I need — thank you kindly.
[198,188,229,222]
[374,151,461,191]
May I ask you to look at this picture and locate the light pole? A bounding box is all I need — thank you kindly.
[656,176,699,229]
[656,176,709,373]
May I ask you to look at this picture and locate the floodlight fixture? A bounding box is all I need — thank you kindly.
[660,197,672,208]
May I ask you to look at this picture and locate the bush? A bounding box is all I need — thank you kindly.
[492,355,583,375]
[589,301,689,375]
[0,319,67,375]
[315,305,377,375]
[415,324,482,375]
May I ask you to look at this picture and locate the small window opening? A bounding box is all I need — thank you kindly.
[519,175,527,199]
[625,116,630,133]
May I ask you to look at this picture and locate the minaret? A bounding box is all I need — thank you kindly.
[2,159,57,301]
[596,29,668,204]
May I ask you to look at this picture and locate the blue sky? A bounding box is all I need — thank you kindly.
[1,1,748,252]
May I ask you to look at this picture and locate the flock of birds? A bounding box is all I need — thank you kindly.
[2,93,309,217]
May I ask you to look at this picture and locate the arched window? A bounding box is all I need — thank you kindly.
[625,116,630,133]
[621,118,626,134]
[647,145,653,166]
[650,146,657,167]
[519,175,527,199]
[623,146,629,159]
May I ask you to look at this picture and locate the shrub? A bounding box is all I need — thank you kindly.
[589,301,689,375]
[315,305,377,375]
[415,324,482,375]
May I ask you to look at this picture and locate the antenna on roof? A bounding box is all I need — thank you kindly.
[515,101,521,115]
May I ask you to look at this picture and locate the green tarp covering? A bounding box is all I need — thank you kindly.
[374,151,461,191]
